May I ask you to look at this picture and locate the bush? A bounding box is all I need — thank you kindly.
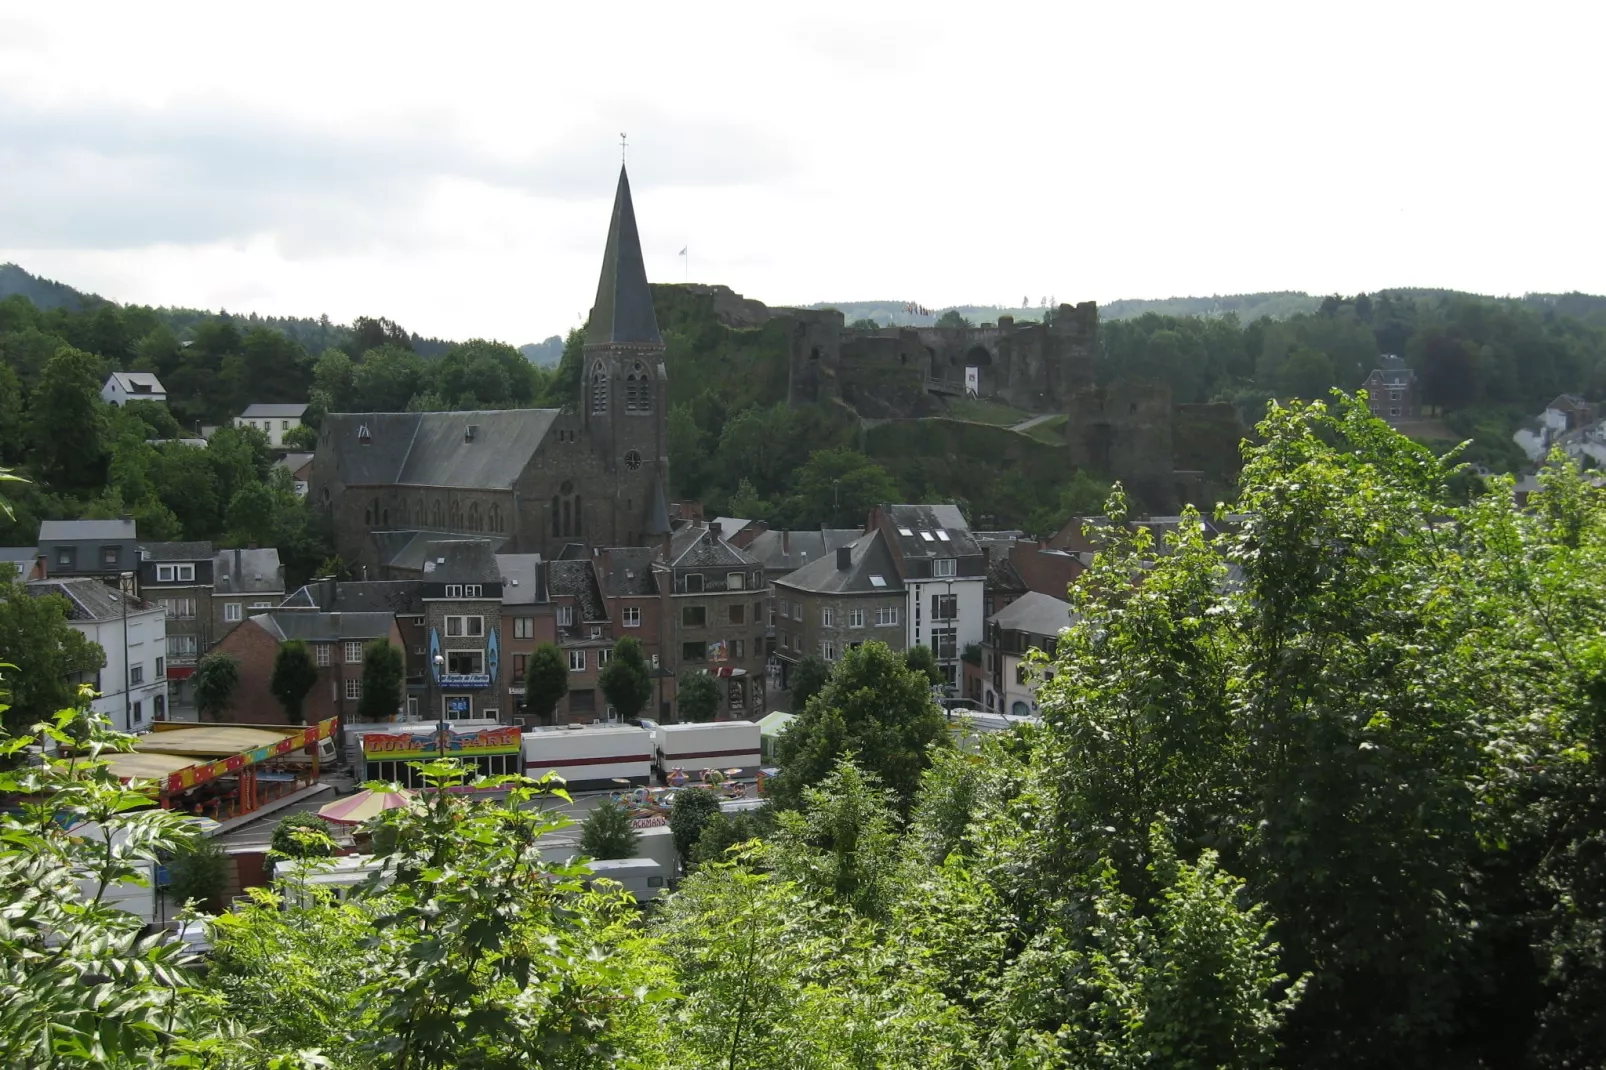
[669,787,724,861]
[270,811,334,860]
[168,838,229,913]
[689,808,775,868]
[579,801,640,860]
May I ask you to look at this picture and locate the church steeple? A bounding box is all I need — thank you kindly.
[585,165,662,348]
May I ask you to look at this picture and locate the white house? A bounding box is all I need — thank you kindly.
[871,504,988,692]
[236,403,309,447]
[100,372,167,407]
[980,591,1073,717]
[27,577,169,733]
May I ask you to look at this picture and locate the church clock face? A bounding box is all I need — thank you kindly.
[623,449,643,471]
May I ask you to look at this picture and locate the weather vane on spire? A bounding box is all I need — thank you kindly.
[620,132,628,163]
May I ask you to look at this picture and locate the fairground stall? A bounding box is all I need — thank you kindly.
[106,719,340,821]
[358,723,523,788]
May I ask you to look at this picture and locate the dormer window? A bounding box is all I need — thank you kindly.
[358,424,372,444]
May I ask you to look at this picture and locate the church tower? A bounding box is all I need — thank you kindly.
[583,165,671,544]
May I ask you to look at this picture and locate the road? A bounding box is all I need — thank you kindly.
[1009,412,1060,433]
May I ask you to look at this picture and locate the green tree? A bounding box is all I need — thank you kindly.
[784,447,900,529]
[282,423,318,450]
[224,481,277,547]
[0,568,104,735]
[669,785,724,861]
[167,836,229,914]
[27,344,107,489]
[357,638,404,722]
[936,310,973,330]
[600,636,653,721]
[523,642,569,724]
[269,639,319,725]
[787,654,830,711]
[193,652,240,722]
[269,811,336,861]
[580,800,640,860]
[904,643,943,686]
[774,641,949,811]
[0,363,25,465]
[677,670,720,723]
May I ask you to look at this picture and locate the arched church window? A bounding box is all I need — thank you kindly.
[468,503,482,532]
[623,449,643,471]
[431,500,443,527]
[625,361,651,413]
[449,500,462,529]
[551,496,560,537]
[590,363,609,414]
[489,503,503,533]
[415,497,424,526]
[562,499,572,537]
[574,495,582,534]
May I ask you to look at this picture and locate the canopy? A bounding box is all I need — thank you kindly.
[98,751,201,782]
[756,711,796,738]
[317,787,415,825]
[133,726,303,757]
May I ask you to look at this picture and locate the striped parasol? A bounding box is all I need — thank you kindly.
[316,787,415,825]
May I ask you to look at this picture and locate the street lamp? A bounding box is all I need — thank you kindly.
[120,571,133,732]
[432,653,446,761]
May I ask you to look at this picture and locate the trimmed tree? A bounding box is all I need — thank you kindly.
[193,652,240,722]
[579,801,640,860]
[269,640,319,725]
[524,642,569,724]
[599,637,653,722]
[677,670,720,723]
[904,644,944,687]
[669,786,723,861]
[788,655,831,712]
[357,639,404,722]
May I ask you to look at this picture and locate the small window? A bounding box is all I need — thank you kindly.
[447,650,484,674]
[732,639,745,659]
[557,605,574,627]
[623,606,641,627]
[821,641,837,661]
[876,606,900,627]
[102,546,121,566]
[684,574,705,594]
[155,656,163,677]
[897,527,914,537]
[821,607,835,627]
[315,644,331,667]
[345,678,362,700]
[57,548,75,568]
[225,602,243,622]
[848,608,865,628]
[729,604,745,625]
[597,648,612,667]
[345,641,364,663]
[569,649,587,672]
[590,625,602,639]
[726,572,745,591]
[935,530,951,542]
[779,598,790,617]
[869,575,887,588]
[792,602,802,621]
[932,594,958,620]
[682,641,707,662]
[130,664,144,685]
[919,531,934,542]
[682,605,707,627]
[933,559,957,578]
[445,584,464,598]
[132,700,142,724]
[570,689,596,713]
[514,617,534,639]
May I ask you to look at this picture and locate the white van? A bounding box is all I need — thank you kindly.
[584,857,667,902]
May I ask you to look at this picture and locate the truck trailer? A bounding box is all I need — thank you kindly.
[653,721,761,782]
[522,724,653,791]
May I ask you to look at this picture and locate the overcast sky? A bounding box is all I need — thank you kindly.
[2,1,1600,343]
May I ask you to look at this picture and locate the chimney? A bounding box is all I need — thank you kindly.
[320,576,337,610]
[710,520,722,538]
[836,546,852,570]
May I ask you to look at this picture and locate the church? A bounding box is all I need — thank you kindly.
[307,166,673,570]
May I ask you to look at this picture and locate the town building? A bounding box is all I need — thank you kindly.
[236,403,309,448]
[212,548,285,642]
[27,576,167,732]
[38,518,140,579]
[100,371,167,407]
[870,504,987,691]
[419,540,508,723]
[494,553,555,723]
[278,578,427,715]
[214,609,402,726]
[663,521,769,718]
[0,547,45,581]
[547,557,614,724]
[597,545,672,719]
[1361,355,1419,424]
[308,165,672,570]
[275,452,315,496]
[137,541,215,701]
[977,591,1073,717]
[772,529,906,689]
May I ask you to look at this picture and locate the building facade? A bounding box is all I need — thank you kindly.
[664,522,768,718]
[979,591,1073,717]
[215,610,402,726]
[27,577,168,732]
[101,371,167,407]
[871,504,988,691]
[38,518,140,579]
[1361,355,1419,423]
[236,403,309,448]
[138,541,215,693]
[212,548,285,643]
[419,541,508,722]
[307,165,673,571]
[773,530,907,689]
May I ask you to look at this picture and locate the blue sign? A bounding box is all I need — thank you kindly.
[429,627,442,683]
[487,627,500,685]
[445,696,472,717]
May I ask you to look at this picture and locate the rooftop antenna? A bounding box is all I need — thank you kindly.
[620,132,627,163]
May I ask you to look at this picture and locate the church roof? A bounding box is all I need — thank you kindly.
[644,476,671,536]
[322,410,559,490]
[585,166,662,348]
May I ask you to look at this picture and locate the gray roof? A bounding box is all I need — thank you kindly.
[669,524,759,569]
[421,540,500,585]
[644,477,671,537]
[585,166,663,348]
[279,579,423,615]
[254,610,395,643]
[39,518,136,542]
[27,577,147,621]
[140,540,214,562]
[547,560,607,624]
[106,371,165,393]
[495,554,549,605]
[600,547,659,597]
[775,530,903,596]
[321,409,559,490]
[240,403,308,419]
[0,547,39,565]
[990,591,1074,638]
[275,452,315,472]
[214,548,284,595]
[744,528,862,575]
[377,530,509,573]
[987,554,1027,593]
[881,504,981,560]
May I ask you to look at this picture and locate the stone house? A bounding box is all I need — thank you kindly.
[546,557,614,724]
[235,403,308,448]
[772,529,906,690]
[0,548,45,581]
[1361,355,1419,423]
[979,591,1073,717]
[26,576,168,732]
[597,546,673,720]
[663,521,768,718]
[870,504,987,692]
[100,371,167,407]
[38,518,139,579]
[308,165,673,570]
[212,548,285,642]
[216,610,402,726]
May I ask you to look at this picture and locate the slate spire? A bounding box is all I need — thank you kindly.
[585,165,663,348]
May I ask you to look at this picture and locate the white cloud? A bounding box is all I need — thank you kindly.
[1,0,1602,344]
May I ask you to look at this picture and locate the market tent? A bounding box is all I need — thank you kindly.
[131,726,303,757]
[317,787,415,825]
[756,711,797,761]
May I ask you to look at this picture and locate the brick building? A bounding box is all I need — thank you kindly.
[308,165,673,570]
[213,610,402,726]
[663,521,768,717]
[212,548,285,643]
